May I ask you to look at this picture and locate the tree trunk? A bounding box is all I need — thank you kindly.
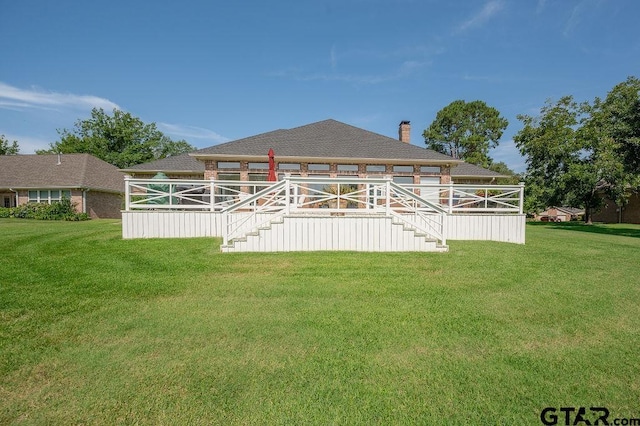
[584,206,593,224]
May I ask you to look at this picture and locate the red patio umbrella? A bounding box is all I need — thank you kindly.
[267,148,277,182]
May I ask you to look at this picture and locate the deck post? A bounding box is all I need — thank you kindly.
[448,181,454,214]
[285,178,291,215]
[518,182,525,214]
[385,178,391,215]
[210,178,216,212]
[124,175,131,211]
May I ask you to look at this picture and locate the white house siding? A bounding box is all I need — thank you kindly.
[122,211,525,247]
[443,214,526,244]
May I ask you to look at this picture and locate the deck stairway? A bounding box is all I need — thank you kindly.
[220,211,448,253]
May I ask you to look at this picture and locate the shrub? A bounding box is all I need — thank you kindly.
[3,197,90,221]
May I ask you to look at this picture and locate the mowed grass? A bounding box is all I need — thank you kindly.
[1,219,639,425]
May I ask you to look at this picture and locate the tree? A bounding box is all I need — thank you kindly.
[514,95,629,223]
[38,108,195,168]
[423,100,508,168]
[488,161,521,185]
[0,134,19,155]
[587,76,640,177]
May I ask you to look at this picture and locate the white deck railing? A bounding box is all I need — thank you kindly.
[124,176,524,247]
[124,176,524,214]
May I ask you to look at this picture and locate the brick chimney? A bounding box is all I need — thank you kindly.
[398,120,410,143]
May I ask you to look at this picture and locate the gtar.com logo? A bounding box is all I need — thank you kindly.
[540,407,609,425]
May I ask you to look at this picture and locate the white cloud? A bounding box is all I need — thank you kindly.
[457,0,505,32]
[158,122,229,144]
[0,82,119,112]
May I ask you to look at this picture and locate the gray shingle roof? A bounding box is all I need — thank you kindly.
[123,153,204,173]
[0,154,125,193]
[450,162,505,179]
[121,119,503,179]
[192,119,460,164]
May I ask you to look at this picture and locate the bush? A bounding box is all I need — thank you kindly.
[1,197,90,221]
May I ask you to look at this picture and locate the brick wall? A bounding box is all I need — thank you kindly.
[86,191,123,219]
[592,193,640,224]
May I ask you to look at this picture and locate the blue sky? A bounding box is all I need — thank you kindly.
[1,0,639,172]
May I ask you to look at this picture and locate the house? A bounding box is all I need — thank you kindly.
[0,153,125,219]
[535,206,585,222]
[591,193,640,224]
[122,119,504,185]
[120,119,525,252]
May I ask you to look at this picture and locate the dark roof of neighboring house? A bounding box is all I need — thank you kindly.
[555,206,585,215]
[191,119,462,165]
[123,153,204,173]
[0,154,125,193]
[450,162,505,179]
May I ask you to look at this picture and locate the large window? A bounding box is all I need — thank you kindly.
[247,173,268,194]
[28,190,71,203]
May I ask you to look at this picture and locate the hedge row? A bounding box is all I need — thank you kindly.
[0,198,90,221]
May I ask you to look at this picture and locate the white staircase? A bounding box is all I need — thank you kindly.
[220,212,448,253]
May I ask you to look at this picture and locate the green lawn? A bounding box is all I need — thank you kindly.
[1,219,639,425]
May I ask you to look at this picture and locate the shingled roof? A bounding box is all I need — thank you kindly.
[0,154,125,193]
[122,119,506,179]
[191,119,461,165]
[123,153,204,173]
[450,162,504,179]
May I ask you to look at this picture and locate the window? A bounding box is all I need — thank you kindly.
[248,162,269,170]
[217,161,240,169]
[308,163,330,171]
[393,176,414,185]
[366,165,386,173]
[217,173,240,181]
[247,173,268,194]
[307,174,330,197]
[337,164,358,172]
[420,166,441,174]
[28,189,71,203]
[279,163,300,170]
[215,174,241,198]
[393,165,414,173]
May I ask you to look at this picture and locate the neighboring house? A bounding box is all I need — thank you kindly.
[123,119,504,185]
[592,193,640,224]
[0,153,125,218]
[535,206,585,222]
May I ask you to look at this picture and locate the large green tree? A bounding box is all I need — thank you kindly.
[0,134,20,155]
[514,93,632,223]
[38,108,195,168]
[423,100,508,168]
[587,76,640,176]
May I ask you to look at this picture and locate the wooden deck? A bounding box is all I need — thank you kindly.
[122,177,526,251]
